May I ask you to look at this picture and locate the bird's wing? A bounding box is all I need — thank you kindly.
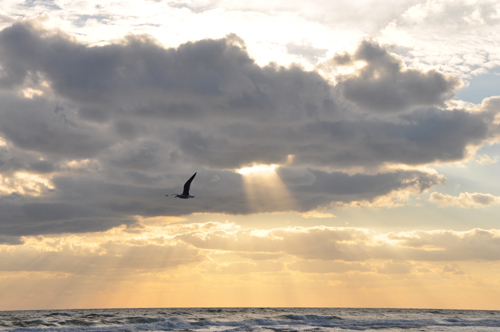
[182,172,197,196]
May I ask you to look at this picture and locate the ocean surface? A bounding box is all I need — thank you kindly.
[1,307,500,331]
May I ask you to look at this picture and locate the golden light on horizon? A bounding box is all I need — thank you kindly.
[2,222,500,310]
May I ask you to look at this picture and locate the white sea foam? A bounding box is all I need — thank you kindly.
[0,308,499,331]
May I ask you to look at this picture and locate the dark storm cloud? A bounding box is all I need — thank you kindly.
[331,52,352,65]
[0,194,134,237]
[335,40,462,112]
[0,167,444,239]
[0,94,114,158]
[0,22,333,122]
[0,21,498,237]
[106,140,164,171]
[0,22,494,167]
[0,146,57,175]
[193,106,492,169]
[78,106,111,123]
[280,167,445,210]
[0,235,23,245]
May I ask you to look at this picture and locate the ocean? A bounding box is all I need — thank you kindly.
[1,307,499,331]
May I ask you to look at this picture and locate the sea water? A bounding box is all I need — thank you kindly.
[1,307,500,331]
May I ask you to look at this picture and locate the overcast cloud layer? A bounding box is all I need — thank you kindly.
[0,21,499,239]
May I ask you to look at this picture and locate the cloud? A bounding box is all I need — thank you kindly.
[334,40,462,112]
[1,22,496,169]
[474,154,499,165]
[237,252,283,261]
[386,228,500,261]
[2,222,500,282]
[429,191,500,208]
[0,234,24,245]
[213,0,423,32]
[300,211,336,219]
[0,95,114,158]
[0,231,202,274]
[0,21,498,236]
[376,261,413,274]
[280,168,445,211]
[379,0,500,78]
[286,41,327,63]
[442,263,465,275]
[288,260,372,274]
[203,261,284,274]
[177,223,500,262]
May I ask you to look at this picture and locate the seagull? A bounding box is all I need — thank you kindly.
[166,172,197,199]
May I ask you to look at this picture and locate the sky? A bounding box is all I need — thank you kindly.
[0,0,500,310]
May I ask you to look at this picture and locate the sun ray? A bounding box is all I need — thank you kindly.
[237,164,295,213]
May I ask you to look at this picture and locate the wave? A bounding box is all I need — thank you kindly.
[280,314,343,320]
[44,313,73,317]
[1,308,500,332]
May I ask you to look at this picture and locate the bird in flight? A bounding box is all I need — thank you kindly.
[167,172,197,199]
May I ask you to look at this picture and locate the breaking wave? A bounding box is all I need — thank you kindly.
[1,308,499,331]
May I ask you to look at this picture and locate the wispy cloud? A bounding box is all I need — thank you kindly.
[429,191,500,208]
[474,154,499,165]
